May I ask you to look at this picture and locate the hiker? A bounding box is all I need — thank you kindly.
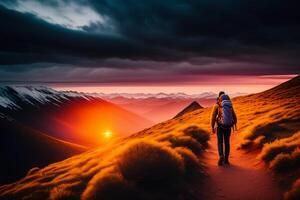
[211,91,237,166]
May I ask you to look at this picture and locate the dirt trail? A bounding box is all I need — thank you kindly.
[200,131,283,200]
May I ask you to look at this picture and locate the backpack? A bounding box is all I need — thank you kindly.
[217,94,234,128]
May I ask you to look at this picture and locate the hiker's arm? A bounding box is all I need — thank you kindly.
[210,104,218,132]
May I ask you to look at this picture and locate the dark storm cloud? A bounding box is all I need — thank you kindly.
[0,5,171,64]
[0,0,299,82]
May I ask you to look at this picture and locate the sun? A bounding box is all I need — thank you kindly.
[104,130,112,138]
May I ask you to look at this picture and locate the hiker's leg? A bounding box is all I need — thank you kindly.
[217,127,224,158]
[224,129,231,161]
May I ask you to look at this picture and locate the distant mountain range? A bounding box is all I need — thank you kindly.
[91,91,247,100]
[95,92,246,123]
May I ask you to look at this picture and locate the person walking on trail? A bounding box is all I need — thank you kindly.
[211,91,237,166]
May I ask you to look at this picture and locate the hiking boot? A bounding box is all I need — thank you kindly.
[224,158,230,165]
[218,157,223,166]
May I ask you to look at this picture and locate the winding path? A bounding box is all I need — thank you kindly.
[200,132,283,200]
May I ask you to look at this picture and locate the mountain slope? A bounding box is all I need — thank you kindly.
[174,101,203,119]
[0,119,87,184]
[0,76,299,199]
[0,86,153,184]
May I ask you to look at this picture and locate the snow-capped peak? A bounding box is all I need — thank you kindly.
[0,86,94,110]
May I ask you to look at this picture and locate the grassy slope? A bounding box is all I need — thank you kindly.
[232,75,300,199]
[234,75,300,148]
[0,108,210,199]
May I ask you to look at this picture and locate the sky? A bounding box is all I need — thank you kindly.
[0,0,299,94]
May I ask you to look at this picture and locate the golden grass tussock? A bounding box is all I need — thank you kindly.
[183,126,210,147]
[175,147,204,178]
[169,135,204,155]
[117,140,184,186]
[81,167,137,200]
[269,148,300,173]
[239,117,299,150]
[284,179,300,200]
[259,132,300,163]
